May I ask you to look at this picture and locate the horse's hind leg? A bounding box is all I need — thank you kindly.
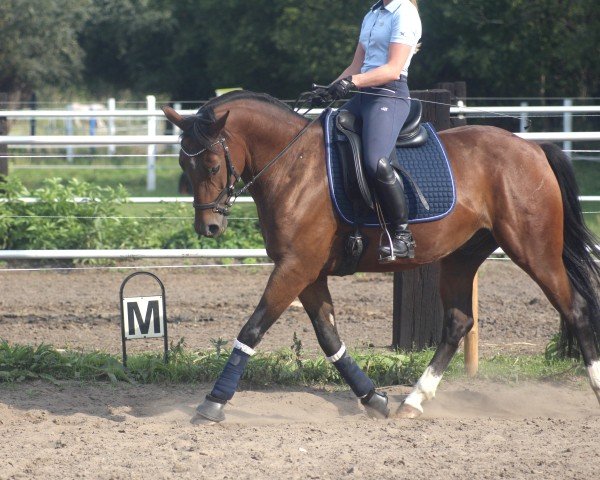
[503,250,600,406]
[492,201,600,406]
[396,237,494,418]
[299,277,390,418]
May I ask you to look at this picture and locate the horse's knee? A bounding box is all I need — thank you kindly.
[443,308,474,346]
[237,325,264,348]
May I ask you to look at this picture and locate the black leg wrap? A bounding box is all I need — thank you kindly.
[361,389,390,418]
[332,351,375,398]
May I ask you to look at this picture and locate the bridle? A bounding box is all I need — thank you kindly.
[181,94,335,217]
[181,137,241,216]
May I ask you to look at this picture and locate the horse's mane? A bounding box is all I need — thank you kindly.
[181,90,303,150]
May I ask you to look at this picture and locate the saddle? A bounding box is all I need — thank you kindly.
[334,99,429,211]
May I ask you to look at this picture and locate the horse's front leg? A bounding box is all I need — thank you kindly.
[193,261,312,423]
[299,277,389,418]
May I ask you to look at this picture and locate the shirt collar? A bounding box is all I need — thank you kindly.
[371,0,403,12]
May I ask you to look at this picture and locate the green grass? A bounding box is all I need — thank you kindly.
[9,157,182,197]
[573,160,600,196]
[0,340,585,387]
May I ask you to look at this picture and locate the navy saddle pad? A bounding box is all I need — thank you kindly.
[323,109,456,227]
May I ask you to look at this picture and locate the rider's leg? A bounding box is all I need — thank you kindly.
[360,81,414,260]
[373,158,415,259]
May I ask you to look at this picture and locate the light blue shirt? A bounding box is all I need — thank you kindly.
[359,0,422,77]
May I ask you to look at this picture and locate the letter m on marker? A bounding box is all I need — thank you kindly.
[127,300,161,336]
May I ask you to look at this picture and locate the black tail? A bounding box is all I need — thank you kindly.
[541,143,600,355]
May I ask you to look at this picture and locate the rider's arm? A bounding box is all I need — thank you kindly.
[335,43,366,81]
[349,42,413,89]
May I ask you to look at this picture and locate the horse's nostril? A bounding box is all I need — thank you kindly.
[208,224,221,236]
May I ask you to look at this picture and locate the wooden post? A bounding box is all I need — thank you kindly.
[0,92,8,178]
[393,260,443,350]
[392,89,452,350]
[464,273,479,376]
[436,81,467,128]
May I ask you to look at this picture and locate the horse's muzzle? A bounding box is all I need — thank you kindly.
[195,214,227,238]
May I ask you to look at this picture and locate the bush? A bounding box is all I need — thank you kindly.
[0,176,264,251]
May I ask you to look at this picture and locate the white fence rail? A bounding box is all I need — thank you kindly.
[2,105,600,118]
[3,196,598,204]
[0,249,269,260]
[1,97,599,192]
[2,132,600,146]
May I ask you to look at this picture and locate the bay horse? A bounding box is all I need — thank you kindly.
[162,90,600,423]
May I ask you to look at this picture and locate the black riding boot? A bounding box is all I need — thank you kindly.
[374,158,415,261]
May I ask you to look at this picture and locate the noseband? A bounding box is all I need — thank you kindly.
[181,138,241,216]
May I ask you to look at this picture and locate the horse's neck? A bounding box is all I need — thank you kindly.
[227,104,311,188]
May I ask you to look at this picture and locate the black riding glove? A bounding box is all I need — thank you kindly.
[327,77,356,101]
[309,87,332,107]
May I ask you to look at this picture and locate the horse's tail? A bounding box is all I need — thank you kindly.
[540,142,600,355]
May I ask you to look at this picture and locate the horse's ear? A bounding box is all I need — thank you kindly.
[208,111,230,137]
[162,105,185,130]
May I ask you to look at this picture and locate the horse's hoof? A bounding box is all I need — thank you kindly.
[190,413,217,425]
[194,397,226,423]
[361,390,390,419]
[393,402,423,419]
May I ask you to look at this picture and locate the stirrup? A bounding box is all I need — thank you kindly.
[378,230,415,262]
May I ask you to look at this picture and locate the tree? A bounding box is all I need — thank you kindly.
[78,0,176,95]
[0,0,91,102]
[410,0,600,98]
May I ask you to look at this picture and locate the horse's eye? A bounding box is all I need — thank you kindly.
[208,164,221,175]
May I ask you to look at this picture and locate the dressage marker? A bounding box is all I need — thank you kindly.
[119,271,168,367]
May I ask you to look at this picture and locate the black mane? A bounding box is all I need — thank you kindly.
[181,90,302,150]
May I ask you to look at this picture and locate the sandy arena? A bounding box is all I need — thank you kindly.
[1,261,599,479]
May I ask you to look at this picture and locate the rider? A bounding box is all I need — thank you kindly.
[318,0,421,260]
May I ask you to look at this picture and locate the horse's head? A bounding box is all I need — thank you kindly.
[162,105,239,238]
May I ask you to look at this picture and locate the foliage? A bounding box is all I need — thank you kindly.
[0,176,264,251]
[0,176,131,250]
[78,0,175,95]
[412,0,600,98]
[0,0,92,98]
[0,340,584,386]
[2,0,596,100]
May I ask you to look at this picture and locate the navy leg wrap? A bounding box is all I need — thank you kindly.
[209,348,250,402]
[333,352,374,398]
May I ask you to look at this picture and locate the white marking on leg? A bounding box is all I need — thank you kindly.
[233,339,256,356]
[328,313,335,326]
[403,366,443,412]
[326,343,346,363]
[587,360,600,391]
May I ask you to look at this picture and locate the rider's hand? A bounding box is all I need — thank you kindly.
[309,87,332,107]
[327,77,356,101]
